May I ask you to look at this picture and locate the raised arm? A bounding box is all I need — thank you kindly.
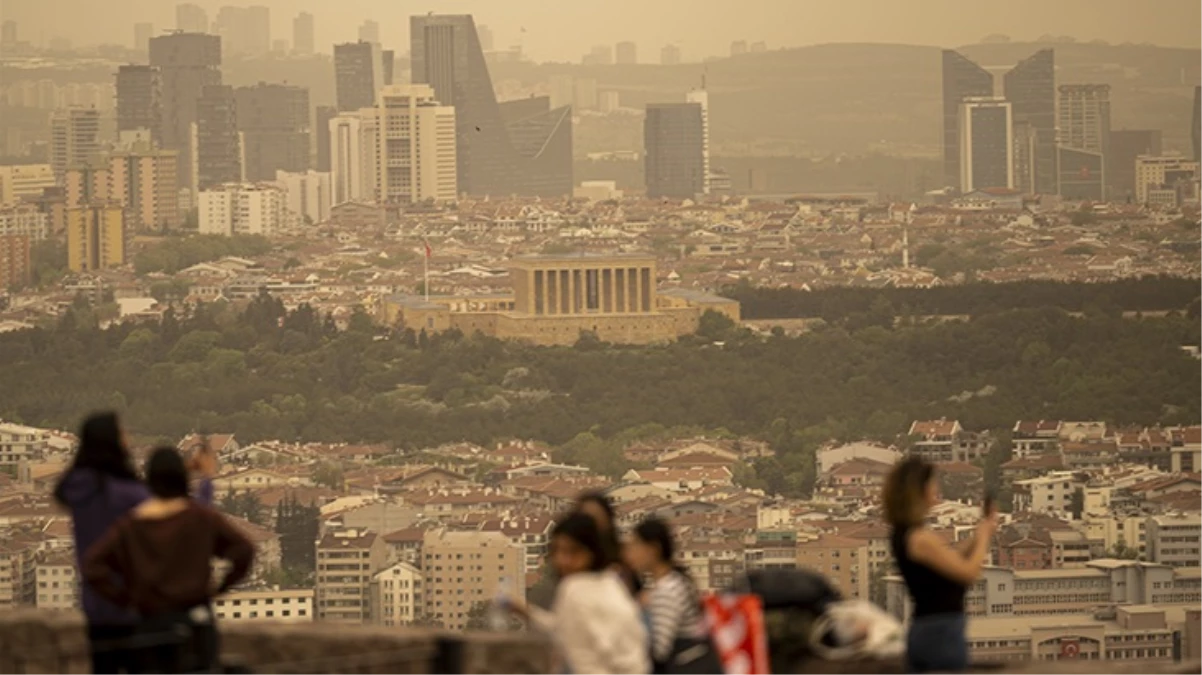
[909,516,997,586]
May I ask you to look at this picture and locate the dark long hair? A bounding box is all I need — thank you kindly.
[552,512,612,572]
[634,516,691,580]
[53,412,137,505]
[576,490,621,561]
[883,456,936,528]
[146,447,190,499]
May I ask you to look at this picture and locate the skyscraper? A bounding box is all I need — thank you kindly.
[293,13,315,55]
[194,85,242,191]
[411,14,572,197]
[1057,84,1110,201]
[315,105,338,172]
[359,20,380,45]
[381,50,395,86]
[660,44,681,65]
[941,50,993,191]
[116,65,162,141]
[175,4,208,33]
[1108,130,1162,201]
[329,111,368,204]
[616,41,637,65]
[685,88,711,194]
[65,149,180,231]
[1193,86,1200,162]
[958,97,1013,193]
[213,6,269,57]
[374,84,457,203]
[334,41,381,112]
[644,102,704,198]
[1003,49,1056,195]
[49,108,102,180]
[66,205,125,272]
[133,23,154,53]
[236,83,310,181]
[150,32,222,192]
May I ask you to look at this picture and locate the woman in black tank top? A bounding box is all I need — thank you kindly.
[883,458,997,673]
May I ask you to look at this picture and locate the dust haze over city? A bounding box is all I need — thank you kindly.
[0,0,1200,672]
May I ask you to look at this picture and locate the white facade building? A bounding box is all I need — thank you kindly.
[1013,471,1085,518]
[212,587,314,623]
[371,561,423,627]
[1134,155,1200,205]
[959,97,1014,192]
[0,422,50,465]
[198,183,285,236]
[274,170,331,225]
[0,206,49,241]
[330,112,367,205]
[375,84,457,204]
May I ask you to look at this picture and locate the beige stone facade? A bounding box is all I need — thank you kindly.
[379,254,740,346]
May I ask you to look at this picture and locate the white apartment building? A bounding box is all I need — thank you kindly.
[1013,471,1084,518]
[372,561,423,627]
[1134,155,1199,205]
[212,587,313,623]
[0,206,49,240]
[1146,515,1201,568]
[35,552,79,611]
[374,84,457,204]
[274,170,331,225]
[422,529,524,631]
[0,540,37,608]
[0,422,50,465]
[0,164,56,206]
[198,183,285,236]
[49,107,101,180]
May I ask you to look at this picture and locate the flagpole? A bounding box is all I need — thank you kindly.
[423,240,430,303]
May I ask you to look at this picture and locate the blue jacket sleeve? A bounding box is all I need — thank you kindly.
[195,478,215,505]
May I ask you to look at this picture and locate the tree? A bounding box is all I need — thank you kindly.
[221,490,265,525]
[1107,539,1140,561]
[313,462,344,490]
[276,493,320,572]
[1069,488,1084,520]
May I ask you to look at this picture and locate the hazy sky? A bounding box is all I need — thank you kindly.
[3,0,1199,60]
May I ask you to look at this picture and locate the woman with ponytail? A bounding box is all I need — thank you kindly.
[627,517,722,674]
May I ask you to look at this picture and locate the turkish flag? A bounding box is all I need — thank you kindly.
[1060,639,1081,659]
[704,593,770,674]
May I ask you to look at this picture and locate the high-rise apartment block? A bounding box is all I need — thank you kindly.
[374,85,457,204]
[150,32,222,193]
[0,164,56,206]
[959,97,1014,193]
[236,83,310,182]
[50,107,101,180]
[66,205,125,272]
[116,65,162,141]
[411,14,572,197]
[65,149,181,232]
[315,105,338,173]
[175,4,208,33]
[292,13,315,55]
[1108,130,1162,201]
[644,102,705,198]
[316,529,387,624]
[421,529,523,631]
[616,41,637,65]
[372,561,423,627]
[214,5,270,57]
[274,170,330,225]
[1134,155,1200,206]
[133,23,154,53]
[334,41,382,112]
[194,85,243,191]
[0,233,32,289]
[198,183,285,236]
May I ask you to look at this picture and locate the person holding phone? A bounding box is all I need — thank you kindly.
[883,457,997,673]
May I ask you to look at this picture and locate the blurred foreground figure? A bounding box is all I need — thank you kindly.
[83,447,253,674]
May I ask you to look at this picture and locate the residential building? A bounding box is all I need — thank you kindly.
[66,205,124,272]
[422,529,524,631]
[115,65,162,141]
[644,102,705,198]
[0,205,49,240]
[213,587,313,623]
[292,12,315,55]
[236,83,310,182]
[0,164,55,206]
[315,105,338,173]
[1193,85,1200,162]
[940,50,994,191]
[966,606,1193,664]
[1108,130,1162,201]
[1146,515,1200,568]
[316,529,387,623]
[35,552,79,611]
[616,41,637,65]
[1134,155,1200,205]
[908,419,988,463]
[795,534,868,600]
[65,149,181,232]
[958,97,1014,192]
[1003,49,1056,195]
[194,84,243,193]
[274,170,330,225]
[374,84,457,204]
[150,32,222,193]
[660,44,681,65]
[0,233,32,288]
[0,539,36,608]
[1171,426,1201,472]
[1012,420,1062,458]
[1012,471,1085,518]
[49,107,101,180]
[372,561,424,627]
[334,42,382,113]
[198,183,285,236]
[175,4,208,33]
[411,14,573,197]
[0,422,49,464]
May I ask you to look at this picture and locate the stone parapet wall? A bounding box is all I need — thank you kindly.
[0,610,553,674]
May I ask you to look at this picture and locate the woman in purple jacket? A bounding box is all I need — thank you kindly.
[53,412,215,674]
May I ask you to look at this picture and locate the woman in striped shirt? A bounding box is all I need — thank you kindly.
[627,517,723,674]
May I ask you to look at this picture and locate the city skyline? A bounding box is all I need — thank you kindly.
[2,0,1199,61]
